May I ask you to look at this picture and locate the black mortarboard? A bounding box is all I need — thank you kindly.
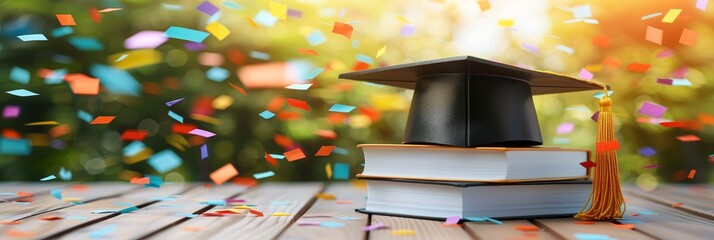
[339,56,607,147]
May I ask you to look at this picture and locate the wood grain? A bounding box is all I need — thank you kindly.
[465,220,557,240]
[535,218,653,240]
[624,185,714,220]
[619,191,714,239]
[278,182,368,240]
[369,215,473,240]
[0,183,66,202]
[146,182,323,240]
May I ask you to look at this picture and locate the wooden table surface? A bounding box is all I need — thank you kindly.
[0,182,712,240]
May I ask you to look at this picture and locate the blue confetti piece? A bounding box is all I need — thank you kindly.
[269,154,285,159]
[259,110,276,119]
[592,91,614,99]
[352,40,359,48]
[636,210,656,215]
[618,219,642,224]
[332,147,349,155]
[356,54,374,64]
[303,67,325,80]
[271,201,291,206]
[123,141,145,157]
[285,83,312,90]
[249,51,271,60]
[201,144,208,160]
[119,206,139,213]
[574,233,616,240]
[145,174,164,188]
[77,110,93,123]
[51,26,74,38]
[17,34,47,41]
[41,175,57,181]
[90,64,142,96]
[254,10,278,27]
[206,67,229,82]
[464,217,486,222]
[200,200,227,206]
[44,68,67,85]
[223,1,242,9]
[333,163,350,180]
[65,215,89,220]
[176,213,199,218]
[484,217,503,224]
[168,110,184,123]
[253,171,275,179]
[148,150,182,174]
[161,3,183,10]
[329,104,356,113]
[306,30,326,46]
[90,225,116,239]
[337,216,360,220]
[638,147,656,157]
[51,189,62,199]
[6,89,38,97]
[320,221,345,228]
[556,44,574,54]
[10,66,30,84]
[570,5,592,19]
[165,97,185,106]
[164,26,210,43]
[0,138,31,156]
[59,167,72,181]
[68,37,104,51]
[672,78,692,86]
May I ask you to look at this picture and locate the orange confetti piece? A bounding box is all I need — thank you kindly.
[315,145,336,157]
[672,203,683,207]
[130,177,149,184]
[699,113,714,125]
[595,140,620,152]
[65,73,100,95]
[89,7,101,23]
[285,148,306,161]
[298,48,319,55]
[286,98,309,111]
[613,224,635,230]
[50,124,71,138]
[627,63,651,73]
[0,221,21,225]
[277,111,302,121]
[120,130,148,141]
[249,209,264,217]
[227,48,246,65]
[679,28,698,46]
[573,221,595,225]
[592,36,610,48]
[353,61,370,71]
[2,129,21,139]
[315,129,337,140]
[70,184,89,191]
[40,216,63,221]
[56,14,76,26]
[209,163,239,185]
[172,123,197,135]
[246,17,258,28]
[335,200,353,204]
[90,116,116,125]
[232,177,258,187]
[688,169,697,179]
[659,121,685,128]
[273,134,294,148]
[316,193,336,200]
[183,226,205,232]
[201,212,224,217]
[602,57,622,68]
[360,106,381,121]
[676,134,700,142]
[332,22,353,39]
[645,26,663,45]
[514,225,540,231]
[5,230,33,238]
[265,152,278,167]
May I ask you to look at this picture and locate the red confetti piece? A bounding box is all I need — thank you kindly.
[201,212,224,217]
[659,121,685,128]
[50,124,71,138]
[265,152,278,167]
[627,63,651,73]
[332,22,353,39]
[573,221,595,225]
[0,221,21,225]
[314,146,336,157]
[266,96,286,111]
[89,7,101,23]
[227,48,246,65]
[580,160,596,169]
[232,177,258,187]
[286,98,309,111]
[2,129,21,139]
[90,116,116,125]
[595,140,620,152]
[298,48,319,55]
[285,148,306,161]
[672,203,683,207]
[172,123,197,135]
[214,210,240,214]
[676,134,700,142]
[228,82,247,95]
[40,216,63,221]
[120,130,148,141]
[130,177,149,184]
[249,209,264,217]
[360,106,381,121]
[613,224,635,230]
[277,111,302,121]
[314,129,337,140]
[273,134,294,148]
[592,35,610,48]
[688,169,697,179]
[55,14,76,26]
[352,61,370,71]
[514,225,540,231]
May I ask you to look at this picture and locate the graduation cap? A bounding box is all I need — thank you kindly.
[341,56,624,221]
[339,56,607,147]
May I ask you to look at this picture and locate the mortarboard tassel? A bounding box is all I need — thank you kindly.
[575,91,625,221]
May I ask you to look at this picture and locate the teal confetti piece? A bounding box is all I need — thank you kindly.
[320,221,345,228]
[271,201,291,206]
[17,34,47,41]
[51,26,74,38]
[168,110,184,123]
[333,163,349,180]
[592,91,614,99]
[123,141,145,157]
[77,110,93,123]
[6,89,38,97]
[59,167,72,181]
[259,110,276,119]
[90,225,116,239]
[484,217,503,224]
[91,210,118,214]
[285,83,312,90]
[148,150,182,174]
[253,171,275,179]
[44,69,66,85]
[119,206,139,213]
[68,37,104,51]
[10,66,30,84]
[574,233,616,240]
[306,30,326,46]
[333,147,349,155]
[90,64,142,96]
[356,54,374,64]
[0,138,31,156]
[249,51,271,60]
[329,104,356,113]
[41,175,57,181]
[464,217,486,222]
[51,189,62,199]
[164,26,209,43]
[223,1,242,9]
[556,44,574,54]
[206,67,229,82]
[176,213,199,218]
[672,78,692,86]
[254,10,278,27]
[145,174,164,188]
[200,200,227,206]
[269,154,284,159]
[303,67,324,80]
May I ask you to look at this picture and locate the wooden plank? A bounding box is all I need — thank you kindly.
[146,182,323,240]
[278,182,367,240]
[624,185,714,219]
[618,191,714,239]
[464,220,557,240]
[0,183,137,221]
[535,218,654,240]
[0,183,67,202]
[369,216,473,240]
[0,184,188,240]
[57,184,248,240]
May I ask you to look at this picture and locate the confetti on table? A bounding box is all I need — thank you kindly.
[661,9,682,23]
[315,146,336,157]
[125,31,168,49]
[627,63,651,73]
[119,206,139,213]
[189,128,216,138]
[645,26,663,45]
[444,216,460,225]
[329,104,356,113]
[210,163,239,185]
[165,26,210,43]
[6,89,38,97]
[41,216,64,221]
[51,189,62,199]
[10,66,30,84]
[637,101,667,118]
[515,225,540,231]
[574,233,614,240]
[271,212,291,216]
[253,171,275,179]
[688,169,696,179]
[41,175,57,181]
[676,134,700,142]
[362,223,386,231]
[249,209,264,217]
[148,149,183,173]
[17,34,47,41]
[639,147,657,157]
[286,83,312,90]
[596,140,620,152]
[285,148,306,161]
[641,12,662,20]
[320,221,346,228]
[307,30,326,46]
[269,1,287,20]
[332,22,353,39]
[168,110,184,123]
[679,28,698,46]
[196,1,220,16]
[90,225,116,239]
[297,221,321,226]
[205,21,230,41]
[56,14,76,26]
[333,163,349,180]
[391,229,416,236]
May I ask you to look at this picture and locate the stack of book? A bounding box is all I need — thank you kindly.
[356,144,592,219]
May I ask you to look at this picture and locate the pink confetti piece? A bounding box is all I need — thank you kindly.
[189,129,216,138]
[124,31,168,49]
[445,216,460,225]
[579,68,593,80]
[637,101,667,118]
[556,122,575,134]
[363,223,386,231]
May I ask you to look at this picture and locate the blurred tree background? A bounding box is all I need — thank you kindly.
[0,0,712,188]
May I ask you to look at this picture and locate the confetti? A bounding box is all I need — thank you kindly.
[627,63,651,73]
[315,146,336,157]
[400,25,416,36]
[286,83,312,90]
[679,28,698,46]
[570,4,592,19]
[556,44,574,54]
[637,101,667,118]
[556,122,575,134]
[676,134,700,142]
[253,171,275,179]
[574,233,613,240]
[580,160,596,169]
[303,67,325,80]
[297,221,321,226]
[645,26,663,45]
[259,110,276,119]
[254,10,278,27]
[285,148,306,161]
[376,45,387,58]
[41,175,57,181]
[148,149,183,173]
[65,73,100,95]
[41,216,64,221]
[265,152,278,166]
[166,97,185,106]
[119,206,139,213]
[688,169,696,179]
[59,167,72,180]
[307,30,326,46]
[168,110,184,123]
[189,128,216,138]
[269,1,287,20]
[697,0,709,10]
[205,22,230,41]
[320,221,346,228]
[120,130,148,141]
[90,116,116,125]
[56,14,76,26]
[10,66,30,84]
[271,212,290,216]
[249,51,271,60]
[444,216,460,225]
[641,12,662,20]
[17,34,47,41]
[333,163,349,180]
[639,147,657,157]
[6,89,39,97]
[206,67,229,82]
[287,98,309,110]
[210,163,239,185]
[196,1,220,16]
[325,163,332,179]
[201,144,208,160]
[124,31,167,49]
[165,26,210,43]
[68,37,104,51]
[249,209,264,217]
[659,121,685,128]
[51,189,62,199]
[3,106,20,118]
[332,22,353,39]
[90,64,142,96]
[661,9,682,23]
[596,140,620,152]
[391,229,416,236]
[363,223,386,231]
[515,225,540,231]
[329,104,356,113]
[89,225,116,239]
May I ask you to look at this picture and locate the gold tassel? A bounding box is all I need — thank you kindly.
[575,92,625,221]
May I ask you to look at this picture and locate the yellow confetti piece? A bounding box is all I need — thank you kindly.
[123,148,153,164]
[228,209,244,214]
[25,121,60,126]
[397,16,411,24]
[498,19,515,27]
[165,134,189,152]
[391,229,416,236]
[271,212,291,216]
[190,113,220,125]
[246,17,258,28]
[325,163,333,179]
[316,193,336,200]
[62,197,83,202]
[205,21,230,41]
[661,9,682,23]
[585,64,602,72]
[376,45,387,58]
[212,95,234,110]
[109,49,162,69]
[232,205,253,209]
[269,1,287,20]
